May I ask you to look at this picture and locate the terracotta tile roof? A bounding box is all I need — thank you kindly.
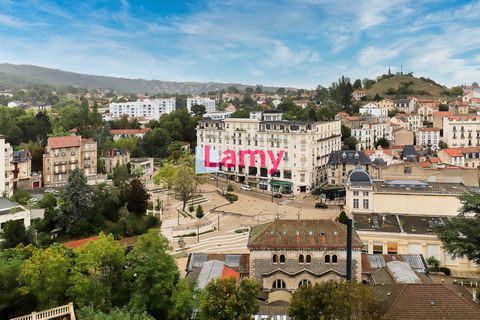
[110,128,151,135]
[429,157,441,163]
[64,236,99,249]
[47,136,82,149]
[419,161,432,168]
[221,265,240,283]
[379,284,480,320]
[447,115,479,120]
[417,127,440,132]
[248,219,363,250]
[432,111,453,117]
[442,147,480,157]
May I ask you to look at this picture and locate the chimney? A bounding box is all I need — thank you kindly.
[295,231,301,245]
[346,219,353,281]
[319,233,326,244]
[308,231,315,245]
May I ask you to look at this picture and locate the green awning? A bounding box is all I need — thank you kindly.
[270,181,292,187]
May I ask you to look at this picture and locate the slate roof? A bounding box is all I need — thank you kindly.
[401,145,418,159]
[12,150,31,163]
[248,220,363,250]
[328,150,372,165]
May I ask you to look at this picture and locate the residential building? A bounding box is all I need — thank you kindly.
[449,101,470,114]
[438,147,480,168]
[442,115,480,147]
[0,198,31,238]
[0,136,14,197]
[432,111,453,130]
[196,111,342,195]
[394,98,416,113]
[12,150,32,190]
[187,96,216,113]
[351,121,391,150]
[392,127,414,146]
[390,113,422,132]
[100,148,131,174]
[130,158,154,180]
[345,167,468,216]
[43,136,98,187]
[352,90,367,100]
[248,219,363,293]
[334,112,364,128]
[354,213,479,273]
[363,147,396,166]
[203,111,234,120]
[292,99,310,108]
[359,102,388,118]
[417,103,437,123]
[108,98,176,120]
[415,127,440,150]
[377,98,394,110]
[110,128,151,141]
[327,150,371,186]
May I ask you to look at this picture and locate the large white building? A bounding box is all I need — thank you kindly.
[108,98,176,121]
[359,103,388,118]
[443,115,480,148]
[196,111,341,195]
[415,127,440,150]
[187,97,216,113]
[351,121,391,150]
[0,198,31,238]
[0,136,14,197]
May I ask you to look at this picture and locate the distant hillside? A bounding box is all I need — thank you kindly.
[365,74,448,100]
[0,63,296,94]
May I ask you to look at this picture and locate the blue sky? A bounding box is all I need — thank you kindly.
[0,0,479,88]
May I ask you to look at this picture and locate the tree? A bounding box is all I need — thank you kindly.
[330,76,353,112]
[343,136,358,150]
[154,161,177,203]
[173,166,197,211]
[289,281,379,320]
[67,233,127,311]
[436,192,480,264]
[353,79,362,90]
[374,137,390,148]
[11,190,31,205]
[19,244,72,310]
[126,230,180,319]
[77,306,154,320]
[168,279,196,320]
[341,124,351,139]
[124,178,150,216]
[198,277,261,320]
[38,192,57,210]
[191,104,207,116]
[1,219,29,249]
[337,211,348,225]
[113,164,131,187]
[196,205,204,219]
[140,128,171,158]
[438,141,448,149]
[276,88,286,95]
[168,141,183,161]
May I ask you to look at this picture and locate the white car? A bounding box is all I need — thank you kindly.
[241,184,252,191]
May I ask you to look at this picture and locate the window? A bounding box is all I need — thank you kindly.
[280,254,286,264]
[272,279,286,289]
[298,279,311,288]
[325,255,330,263]
[373,242,383,254]
[353,199,359,209]
[404,167,412,174]
[298,255,304,263]
[305,254,312,263]
[353,191,359,196]
[272,254,278,264]
[387,242,398,254]
[363,191,369,196]
[363,199,369,209]
[332,255,337,264]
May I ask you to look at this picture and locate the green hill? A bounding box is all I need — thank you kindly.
[365,74,449,100]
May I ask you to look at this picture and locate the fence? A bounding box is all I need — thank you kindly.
[10,302,76,320]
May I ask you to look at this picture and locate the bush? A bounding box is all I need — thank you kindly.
[147,202,153,210]
[426,256,440,269]
[227,184,234,192]
[337,211,348,225]
[11,191,31,205]
[225,193,238,202]
[439,267,451,276]
[145,216,159,229]
[188,204,195,213]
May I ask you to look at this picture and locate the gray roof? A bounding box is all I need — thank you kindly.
[328,150,372,165]
[197,260,226,289]
[347,167,372,186]
[401,145,418,159]
[12,150,31,163]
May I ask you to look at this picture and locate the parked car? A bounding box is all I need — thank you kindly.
[273,193,283,198]
[241,184,252,191]
[315,202,328,209]
[209,176,216,180]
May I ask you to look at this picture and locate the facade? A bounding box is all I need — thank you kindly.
[43,136,98,187]
[110,128,150,141]
[108,98,176,120]
[327,150,371,186]
[130,158,154,180]
[352,90,367,100]
[432,111,453,130]
[248,219,363,292]
[359,102,388,118]
[438,147,480,168]
[187,96,216,113]
[345,167,468,216]
[196,111,342,195]
[12,150,32,190]
[415,127,440,150]
[0,136,14,197]
[0,198,31,237]
[443,115,480,147]
[203,111,233,120]
[417,104,437,123]
[100,148,131,174]
[377,98,394,110]
[351,121,391,150]
[391,113,422,132]
[394,98,416,113]
[392,127,414,146]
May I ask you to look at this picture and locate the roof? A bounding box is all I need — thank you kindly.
[432,111,453,117]
[375,284,480,320]
[186,253,250,274]
[12,150,31,163]
[64,236,99,249]
[362,254,428,274]
[248,219,363,250]
[348,167,372,186]
[373,180,468,195]
[354,213,450,235]
[442,147,480,157]
[328,150,372,165]
[110,128,150,135]
[196,260,240,289]
[417,127,440,132]
[401,145,418,159]
[47,136,81,149]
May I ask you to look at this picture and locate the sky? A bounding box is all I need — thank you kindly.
[0,0,479,89]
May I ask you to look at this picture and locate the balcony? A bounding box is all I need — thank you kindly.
[69,159,78,164]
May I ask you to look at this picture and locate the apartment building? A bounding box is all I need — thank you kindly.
[377,98,394,110]
[108,98,176,121]
[43,136,98,187]
[394,98,416,113]
[327,150,371,186]
[100,148,131,174]
[187,96,216,113]
[0,198,30,237]
[196,111,342,195]
[110,128,150,141]
[351,121,391,150]
[12,150,33,190]
[390,113,422,132]
[415,127,440,150]
[0,136,14,197]
[417,104,437,123]
[203,111,234,120]
[359,102,388,118]
[438,147,480,168]
[442,115,480,147]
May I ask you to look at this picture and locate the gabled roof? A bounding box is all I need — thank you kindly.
[47,136,82,149]
[64,236,99,249]
[328,150,372,165]
[110,128,150,135]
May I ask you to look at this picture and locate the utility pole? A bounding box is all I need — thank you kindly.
[218,212,220,231]
[216,171,219,188]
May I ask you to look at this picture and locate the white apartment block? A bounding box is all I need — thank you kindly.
[108,98,176,120]
[390,113,422,133]
[359,103,388,118]
[415,128,440,150]
[0,136,14,197]
[352,122,391,151]
[196,111,341,195]
[443,115,480,147]
[187,97,216,113]
[203,111,233,120]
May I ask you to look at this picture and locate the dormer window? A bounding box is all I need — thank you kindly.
[299,254,304,263]
[325,255,330,263]
[306,254,312,264]
[332,255,338,264]
[280,254,286,264]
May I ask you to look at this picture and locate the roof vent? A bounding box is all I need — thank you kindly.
[430,301,436,306]
[333,231,338,236]
[283,231,287,236]
[308,231,313,236]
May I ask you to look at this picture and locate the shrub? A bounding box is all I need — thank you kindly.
[11,191,31,205]
[439,267,451,276]
[145,216,159,229]
[337,211,348,225]
[225,193,238,202]
[188,204,195,213]
[426,256,440,269]
[227,184,234,192]
[147,202,153,210]
[196,205,204,219]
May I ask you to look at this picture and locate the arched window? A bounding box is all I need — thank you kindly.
[306,254,312,264]
[299,254,304,263]
[332,255,338,264]
[272,254,278,264]
[325,254,330,263]
[272,279,286,289]
[280,254,286,263]
[298,279,311,288]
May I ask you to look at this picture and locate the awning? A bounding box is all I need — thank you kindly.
[270,180,292,187]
